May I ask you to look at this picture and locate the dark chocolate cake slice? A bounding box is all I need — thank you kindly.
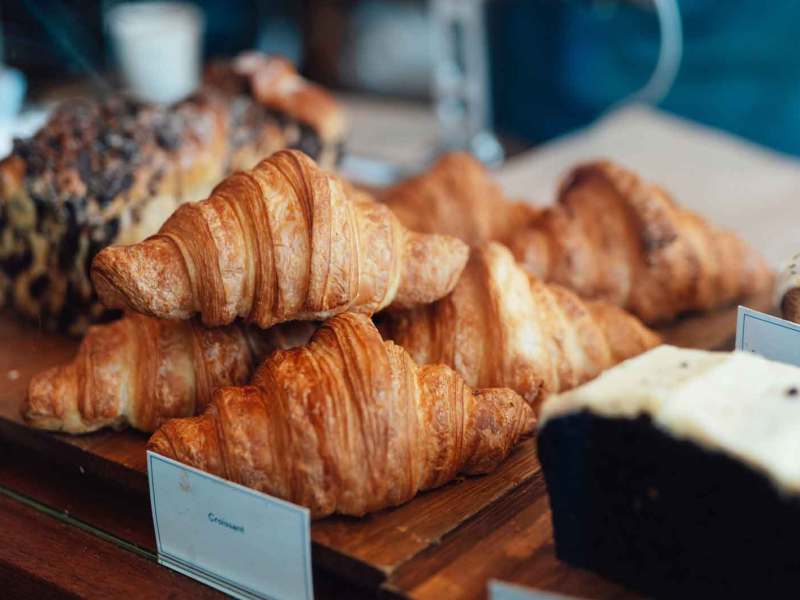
[538,345,800,599]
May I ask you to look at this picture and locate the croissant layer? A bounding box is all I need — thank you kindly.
[381,152,537,246]
[92,150,468,328]
[24,313,314,434]
[148,312,533,518]
[381,242,661,410]
[508,161,773,323]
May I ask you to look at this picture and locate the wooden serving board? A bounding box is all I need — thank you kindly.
[0,291,774,599]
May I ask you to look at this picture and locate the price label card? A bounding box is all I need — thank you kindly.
[735,306,800,367]
[489,580,584,600]
[147,451,313,600]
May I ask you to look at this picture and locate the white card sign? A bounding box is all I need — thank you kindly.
[489,580,585,600]
[735,306,800,367]
[147,451,313,600]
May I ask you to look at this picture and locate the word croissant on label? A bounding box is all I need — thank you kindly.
[382,242,661,411]
[508,161,774,324]
[148,312,534,518]
[92,150,469,328]
[24,313,315,434]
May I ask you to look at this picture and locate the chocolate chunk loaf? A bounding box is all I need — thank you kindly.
[205,52,346,170]
[539,345,800,599]
[0,53,345,334]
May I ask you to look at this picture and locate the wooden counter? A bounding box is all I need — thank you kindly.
[0,288,771,599]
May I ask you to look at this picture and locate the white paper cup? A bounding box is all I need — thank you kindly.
[107,2,204,104]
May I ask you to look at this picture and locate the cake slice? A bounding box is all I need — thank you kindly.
[539,345,800,599]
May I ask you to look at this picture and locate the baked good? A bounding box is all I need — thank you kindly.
[205,52,345,170]
[381,152,538,246]
[776,251,800,323]
[539,345,800,599]
[381,242,660,410]
[0,94,227,335]
[508,161,773,324]
[92,150,469,328]
[0,53,345,335]
[24,313,315,434]
[148,312,534,518]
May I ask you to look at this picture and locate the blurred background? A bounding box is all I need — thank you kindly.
[3,0,800,173]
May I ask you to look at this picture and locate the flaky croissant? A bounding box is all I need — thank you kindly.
[24,313,315,434]
[381,152,538,246]
[148,312,533,518]
[91,150,469,328]
[508,161,773,324]
[381,242,661,410]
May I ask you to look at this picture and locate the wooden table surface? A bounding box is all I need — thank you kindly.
[0,314,621,600]
[0,285,773,599]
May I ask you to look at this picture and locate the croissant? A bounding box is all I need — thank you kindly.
[148,312,533,518]
[91,150,469,328]
[381,152,538,246]
[380,242,661,410]
[24,313,315,434]
[508,161,773,324]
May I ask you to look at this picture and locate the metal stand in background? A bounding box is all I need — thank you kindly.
[430,0,503,167]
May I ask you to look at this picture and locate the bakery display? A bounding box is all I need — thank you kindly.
[381,242,660,410]
[539,345,800,599]
[92,149,469,328]
[0,53,345,335]
[148,312,534,518]
[23,314,315,434]
[381,152,538,246]
[0,0,792,588]
[508,161,774,323]
[0,51,781,594]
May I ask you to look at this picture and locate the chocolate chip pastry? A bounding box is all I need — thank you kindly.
[0,52,346,335]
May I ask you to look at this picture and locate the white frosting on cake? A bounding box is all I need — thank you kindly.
[541,345,800,493]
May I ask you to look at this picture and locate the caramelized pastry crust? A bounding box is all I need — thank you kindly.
[92,150,469,328]
[381,152,538,246]
[24,313,315,434]
[149,313,533,518]
[382,242,661,410]
[508,161,773,323]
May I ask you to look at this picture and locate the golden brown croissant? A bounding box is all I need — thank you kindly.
[380,242,661,410]
[381,152,538,246]
[148,312,533,518]
[24,313,315,434]
[508,161,773,324]
[91,150,469,328]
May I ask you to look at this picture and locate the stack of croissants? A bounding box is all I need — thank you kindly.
[22,149,772,519]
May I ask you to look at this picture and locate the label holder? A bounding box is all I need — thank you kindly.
[735,306,800,367]
[489,580,584,600]
[147,451,313,600]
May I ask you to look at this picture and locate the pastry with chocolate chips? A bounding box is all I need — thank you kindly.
[0,52,345,334]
